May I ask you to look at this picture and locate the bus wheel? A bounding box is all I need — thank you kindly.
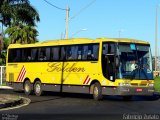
[24,80,32,95]
[34,81,43,96]
[92,82,103,100]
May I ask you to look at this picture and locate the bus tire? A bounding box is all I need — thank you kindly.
[92,82,103,100]
[24,80,32,96]
[34,81,43,96]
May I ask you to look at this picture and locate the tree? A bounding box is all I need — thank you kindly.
[5,22,38,44]
[0,37,9,65]
[0,0,40,27]
[3,37,11,50]
[1,0,40,44]
[0,34,3,53]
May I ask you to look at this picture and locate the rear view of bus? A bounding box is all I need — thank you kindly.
[100,38,154,100]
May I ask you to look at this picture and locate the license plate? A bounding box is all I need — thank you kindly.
[136,88,142,92]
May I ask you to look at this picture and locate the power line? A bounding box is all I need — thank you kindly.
[69,0,96,21]
[43,0,67,11]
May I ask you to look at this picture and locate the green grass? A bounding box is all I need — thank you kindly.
[0,82,6,86]
[154,77,160,92]
[2,82,6,86]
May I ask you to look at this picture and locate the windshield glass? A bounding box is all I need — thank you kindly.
[117,43,153,80]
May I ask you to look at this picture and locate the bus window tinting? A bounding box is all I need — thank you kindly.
[51,47,60,61]
[38,47,50,61]
[8,49,21,62]
[31,48,38,61]
[82,44,99,60]
[8,43,99,62]
[22,48,31,61]
[66,46,78,60]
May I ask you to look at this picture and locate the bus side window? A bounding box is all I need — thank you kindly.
[60,47,66,60]
[66,45,78,60]
[38,48,47,61]
[13,49,21,62]
[82,45,88,60]
[77,45,82,60]
[21,48,30,62]
[31,48,38,61]
[26,49,32,61]
[51,47,60,61]
[82,44,99,61]
[87,50,93,60]
[66,46,72,60]
[93,44,99,60]
[71,46,78,60]
[8,49,24,62]
[87,45,93,60]
[45,47,51,61]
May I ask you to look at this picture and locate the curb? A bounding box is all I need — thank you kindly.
[0,86,13,90]
[0,97,23,109]
[0,97,31,111]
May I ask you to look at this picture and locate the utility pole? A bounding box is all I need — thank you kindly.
[65,5,69,39]
[155,4,158,71]
[118,29,123,38]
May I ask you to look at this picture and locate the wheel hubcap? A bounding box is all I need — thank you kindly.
[25,84,30,92]
[94,86,98,97]
[36,84,41,93]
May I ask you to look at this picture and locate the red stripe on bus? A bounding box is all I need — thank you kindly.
[83,75,89,84]
[19,67,26,82]
[17,66,24,82]
[84,77,89,84]
[86,78,91,84]
[18,67,25,81]
[20,70,26,82]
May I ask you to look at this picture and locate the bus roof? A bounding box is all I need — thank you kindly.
[8,38,149,49]
[97,38,150,44]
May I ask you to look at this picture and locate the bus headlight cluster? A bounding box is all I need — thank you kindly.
[148,83,154,87]
[119,83,131,86]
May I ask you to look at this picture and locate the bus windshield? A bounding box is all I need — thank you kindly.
[117,43,153,80]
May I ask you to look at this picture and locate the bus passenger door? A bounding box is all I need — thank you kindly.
[102,43,116,81]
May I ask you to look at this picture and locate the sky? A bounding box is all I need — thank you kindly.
[30,0,159,55]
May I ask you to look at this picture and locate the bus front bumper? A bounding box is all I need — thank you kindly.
[102,86,154,96]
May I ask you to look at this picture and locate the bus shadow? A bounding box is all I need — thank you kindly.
[13,90,160,102]
[30,97,63,104]
[42,92,160,102]
[43,91,93,99]
[103,95,160,102]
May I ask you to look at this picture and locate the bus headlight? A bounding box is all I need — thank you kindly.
[119,83,124,86]
[125,83,131,86]
[148,83,154,87]
[119,83,131,86]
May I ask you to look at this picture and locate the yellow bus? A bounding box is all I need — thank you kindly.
[6,38,154,100]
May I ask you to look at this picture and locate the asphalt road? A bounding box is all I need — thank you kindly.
[0,89,160,120]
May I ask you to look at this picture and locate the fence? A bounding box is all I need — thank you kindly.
[0,66,6,85]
